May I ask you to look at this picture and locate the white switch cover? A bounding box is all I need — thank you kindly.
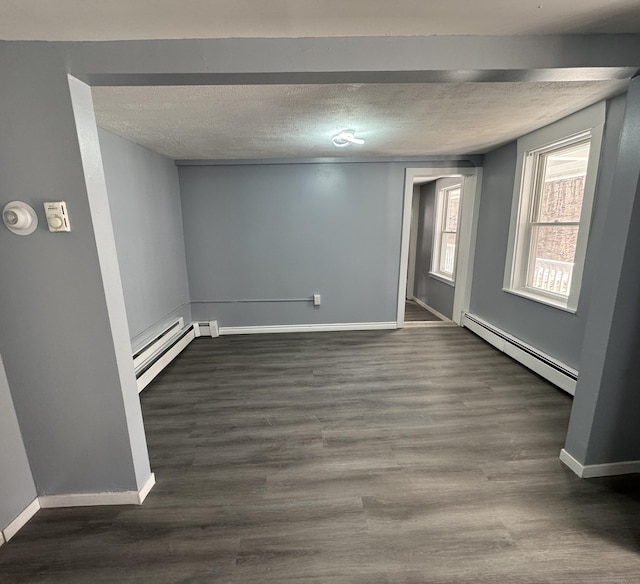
[313,294,321,306]
[44,201,70,232]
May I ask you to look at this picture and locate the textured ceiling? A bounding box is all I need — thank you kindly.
[92,81,628,160]
[2,0,640,40]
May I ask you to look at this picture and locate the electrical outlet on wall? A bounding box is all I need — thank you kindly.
[313,294,321,306]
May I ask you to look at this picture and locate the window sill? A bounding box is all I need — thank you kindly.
[502,287,577,314]
[429,272,455,287]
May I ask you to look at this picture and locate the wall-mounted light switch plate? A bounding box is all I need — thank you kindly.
[44,201,70,232]
[313,294,321,306]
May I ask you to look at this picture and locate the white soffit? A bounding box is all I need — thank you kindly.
[92,81,628,160]
[2,0,640,39]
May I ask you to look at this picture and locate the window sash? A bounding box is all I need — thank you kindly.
[529,221,580,227]
[519,159,584,300]
[518,138,590,300]
[438,232,457,276]
[524,224,580,297]
[431,183,462,281]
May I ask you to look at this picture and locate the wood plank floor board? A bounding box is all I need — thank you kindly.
[404,300,442,322]
[2,327,640,583]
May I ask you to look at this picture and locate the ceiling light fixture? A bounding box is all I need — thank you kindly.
[332,129,365,148]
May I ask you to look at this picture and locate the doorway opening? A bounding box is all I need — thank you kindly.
[397,167,483,328]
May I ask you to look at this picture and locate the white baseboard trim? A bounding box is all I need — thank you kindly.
[193,320,219,338]
[559,449,585,477]
[404,320,457,328]
[0,475,156,543]
[560,449,640,478]
[2,498,40,542]
[462,313,577,396]
[137,472,156,504]
[410,297,452,323]
[39,473,156,509]
[219,322,398,335]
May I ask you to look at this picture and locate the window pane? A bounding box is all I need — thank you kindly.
[535,141,590,223]
[439,232,457,276]
[445,188,460,232]
[527,225,579,296]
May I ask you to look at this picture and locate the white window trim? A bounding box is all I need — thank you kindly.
[428,271,456,287]
[431,181,462,283]
[503,102,606,313]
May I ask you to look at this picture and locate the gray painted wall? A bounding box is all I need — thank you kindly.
[99,129,191,344]
[413,179,458,319]
[468,95,626,370]
[0,49,150,496]
[565,80,640,466]
[179,163,408,326]
[0,353,36,531]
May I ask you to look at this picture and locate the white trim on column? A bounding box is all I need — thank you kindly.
[2,498,40,542]
[137,472,156,503]
[560,449,640,478]
[559,449,585,476]
[406,187,421,298]
[1,475,156,542]
[39,473,156,509]
[453,169,482,325]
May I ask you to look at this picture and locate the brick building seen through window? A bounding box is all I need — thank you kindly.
[529,174,585,296]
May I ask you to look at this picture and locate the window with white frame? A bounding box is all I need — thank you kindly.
[431,182,462,282]
[504,102,605,312]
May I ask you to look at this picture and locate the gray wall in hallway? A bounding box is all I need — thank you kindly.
[99,129,191,343]
[0,353,37,531]
[413,179,458,319]
[467,95,626,370]
[179,163,410,327]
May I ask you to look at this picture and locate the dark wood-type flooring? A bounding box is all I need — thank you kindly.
[404,300,442,322]
[2,327,640,583]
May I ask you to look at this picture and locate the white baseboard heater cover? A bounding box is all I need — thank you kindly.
[218,322,397,335]
[462,313,577,395]
[132,318,184,370]
[194,321,219,338]
[135,322,195,392]
[133,320,220,393]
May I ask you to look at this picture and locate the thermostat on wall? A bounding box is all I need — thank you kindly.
[44,201,70,232]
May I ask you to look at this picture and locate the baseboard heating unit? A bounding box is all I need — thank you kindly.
[133,320,218,392]
[462,313,577,396]
[132,318,185,371]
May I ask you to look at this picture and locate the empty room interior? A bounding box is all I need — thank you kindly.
[2,2,640,582]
